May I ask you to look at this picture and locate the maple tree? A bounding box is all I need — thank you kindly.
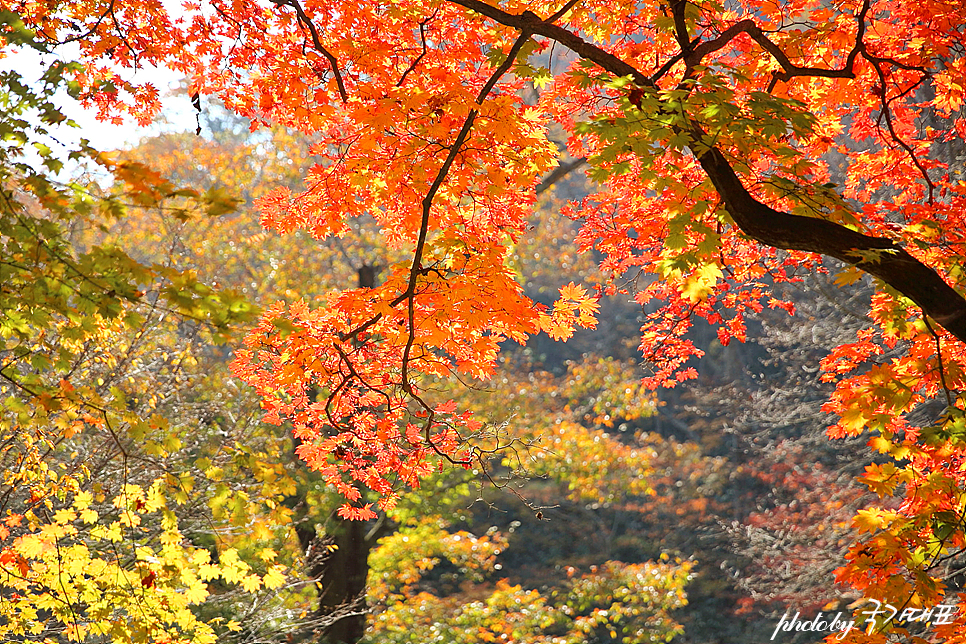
[9,0,966,640]
[119,120,702,644]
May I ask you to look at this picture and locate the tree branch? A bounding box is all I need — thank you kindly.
[444,0,966,345]
[271,0,348,102]
[448,0,650,85]
[678,0,872,91]
[535,157,586,194]
[694,142,966,342]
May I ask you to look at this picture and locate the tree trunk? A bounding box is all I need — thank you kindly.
[294,263,386,644]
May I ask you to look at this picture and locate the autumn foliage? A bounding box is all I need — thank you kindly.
[7,0,966,641]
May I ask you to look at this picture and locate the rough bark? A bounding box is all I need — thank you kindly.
[697,146,966,341]
[302,522,369,644]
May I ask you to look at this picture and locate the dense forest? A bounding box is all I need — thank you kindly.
[3,1,966,643]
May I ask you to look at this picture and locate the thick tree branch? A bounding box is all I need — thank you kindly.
[669,0,693,60]
[449,0,650,85]
[695,144,966,341]
[535,157,586,194]
[445,0,966,345]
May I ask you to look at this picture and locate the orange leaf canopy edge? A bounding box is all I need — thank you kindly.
[19,0,966,631]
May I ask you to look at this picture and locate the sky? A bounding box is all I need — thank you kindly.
[2,42,195,155]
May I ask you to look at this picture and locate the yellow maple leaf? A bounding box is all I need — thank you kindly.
[198,563,221,581]
[559,281,587,301]
[184,579,209,604]
[681,263,722,303]
[72,491,94,511]
[854,508,899,533]
[241,574,262,593]
[145,482,167,513]
[53,509,76,525]
[263,565,287,589]
[16,534,49,558]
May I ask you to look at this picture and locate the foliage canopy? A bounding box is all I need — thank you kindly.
[7,0,966,640]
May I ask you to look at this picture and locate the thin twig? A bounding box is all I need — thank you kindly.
[924,316,954,408]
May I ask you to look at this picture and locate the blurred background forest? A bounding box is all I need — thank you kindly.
[2,30,886,643]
